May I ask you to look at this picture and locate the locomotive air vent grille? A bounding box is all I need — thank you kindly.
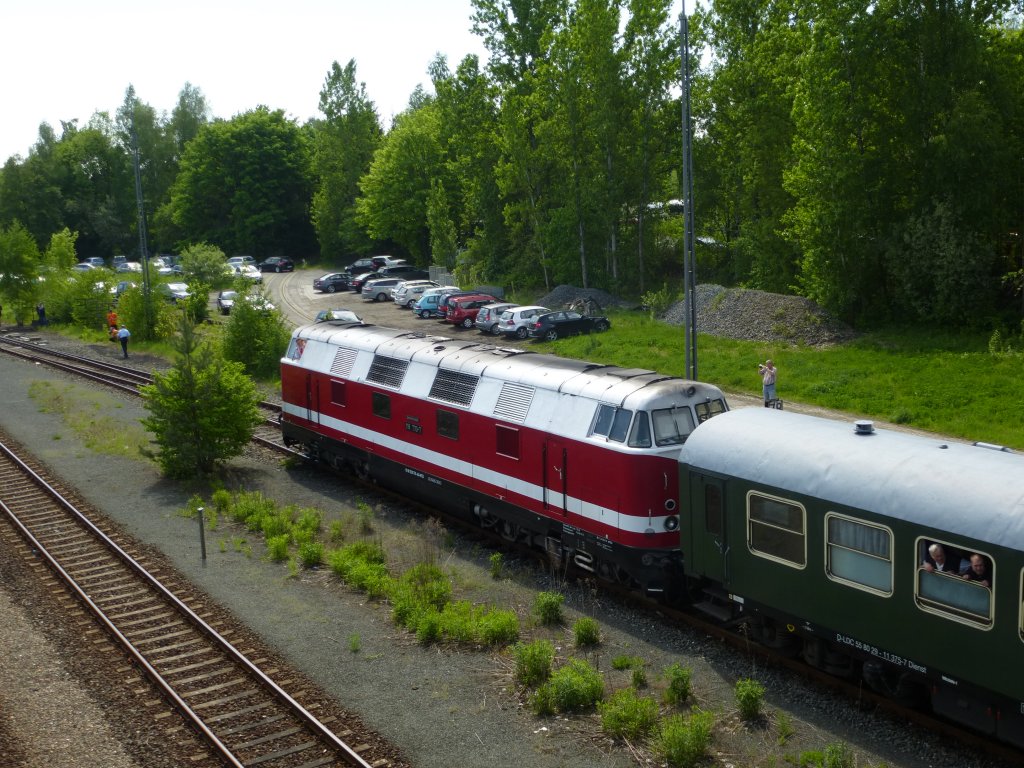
[367,355,409,389]
[493,382,535,423]
[330,347,358,378]
[428,369,479,407]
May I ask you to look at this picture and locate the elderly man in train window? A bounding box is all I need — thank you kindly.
[922,543,959,574]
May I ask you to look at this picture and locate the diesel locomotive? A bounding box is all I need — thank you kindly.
[280,321,729,594]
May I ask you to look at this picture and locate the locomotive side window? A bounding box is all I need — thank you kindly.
[496,425,520,459]
[608,408,633,443]
[591,405,615,437]
[747,493,806,568]
[330,380,346,406]
[705,484,723,537]
[372,392,391,419]
[695,399,728,423]
[437,409,459,440]
[627,412,652,448]
[915,537,993,629]
[825,514,892,595]
[652,406,696,446]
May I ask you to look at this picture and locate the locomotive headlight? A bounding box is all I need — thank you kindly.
[664,515,679,532]
[664,499,677,512]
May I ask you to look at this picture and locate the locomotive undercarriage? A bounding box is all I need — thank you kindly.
[284,421,680,597]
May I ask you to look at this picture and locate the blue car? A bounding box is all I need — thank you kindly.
[412,292,444,318]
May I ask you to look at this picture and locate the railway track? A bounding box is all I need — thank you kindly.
[0,436,381,768]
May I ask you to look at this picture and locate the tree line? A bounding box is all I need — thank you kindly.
[1,0,1022,329]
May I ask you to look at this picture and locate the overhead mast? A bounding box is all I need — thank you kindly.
[680,3,698,380]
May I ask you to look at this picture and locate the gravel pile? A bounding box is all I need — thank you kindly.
[536,285,635,312]
[663,284,857,346]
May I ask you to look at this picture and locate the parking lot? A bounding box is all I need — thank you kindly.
[263,268,535,346]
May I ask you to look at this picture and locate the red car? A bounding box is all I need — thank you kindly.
[444,294,498,328]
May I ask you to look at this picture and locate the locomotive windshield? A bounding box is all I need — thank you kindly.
[652,406,696,446]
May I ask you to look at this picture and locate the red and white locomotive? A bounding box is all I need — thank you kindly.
[280,321,729,594]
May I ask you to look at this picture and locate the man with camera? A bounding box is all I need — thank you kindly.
[758,360,777,407]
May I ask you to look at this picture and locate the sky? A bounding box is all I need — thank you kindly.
[0,0,492,161]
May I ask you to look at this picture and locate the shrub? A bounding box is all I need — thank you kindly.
[598,687,659,740]
[631,665,648,689]
[612,655,643,671]
[298,540,324,568]
[536,658,604,713]
[212,488,232,516]
[478,608,519,645]
[656,709,714,767]
[735,677,766,720]
[573,616,601,647]
[266,534,290,562]
[348,633,361,653]
[533,591,564,625]
[488,551,503,579]
[513,640,555,687]
[389,562,452,630]
[823,742,855,768]
[663,663,693,706]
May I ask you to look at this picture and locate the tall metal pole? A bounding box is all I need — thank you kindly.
[130,109,153,335]
[680,5,698,380]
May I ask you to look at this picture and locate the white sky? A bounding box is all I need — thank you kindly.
[2,0,691,163]
[0,0,491,161]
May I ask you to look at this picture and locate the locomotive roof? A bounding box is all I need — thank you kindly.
[292,323,724,408]
[681,408,1024,548]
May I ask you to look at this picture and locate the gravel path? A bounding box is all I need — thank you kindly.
[0,280,1012,768]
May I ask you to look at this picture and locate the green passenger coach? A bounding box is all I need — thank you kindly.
[679,407,1024,747]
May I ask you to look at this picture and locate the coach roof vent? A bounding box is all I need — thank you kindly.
[853,420,875,435]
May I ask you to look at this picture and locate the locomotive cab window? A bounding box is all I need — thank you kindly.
[330,380,346,407]
[437,409,459,440]
[695,398,728,423]
[652,406,696,446]
[627,411,652,448]
[372,392,391,419]
[825,514,892,595]
[747,492,806,568]
[915,538,993,629]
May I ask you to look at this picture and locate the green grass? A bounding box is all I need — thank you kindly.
[536,312,1024,449]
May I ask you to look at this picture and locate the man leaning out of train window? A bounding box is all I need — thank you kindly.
[960,553,991,588]
[922,543,958,574]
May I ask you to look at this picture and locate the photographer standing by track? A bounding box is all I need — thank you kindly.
[759,359,779,408]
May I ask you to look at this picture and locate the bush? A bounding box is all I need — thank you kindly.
[663,663,693,706]
[735,677,765,720]
[513,640,555,687]
[598,687,659,740]
[478,608,519,645]
[573,616,601,647]
[298,540,324,568]
[656,709,714,767]
[266,534,290,562]
[533,591,564,625]
[535,658,604,713]
[488,551,503,579]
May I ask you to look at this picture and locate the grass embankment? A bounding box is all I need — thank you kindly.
[540,313,1024,450]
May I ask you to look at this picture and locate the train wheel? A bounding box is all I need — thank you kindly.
[352,460,371,482]
[500,520,520,542]
[863,661,927,707]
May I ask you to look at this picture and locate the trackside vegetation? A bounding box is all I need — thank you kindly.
[180,488,890,767]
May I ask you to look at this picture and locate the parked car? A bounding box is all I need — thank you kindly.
[361,277,403,302]
[217,290,238,315]
[230,264,263,283]
[497,305,551,339]
[111,255,127,267]
[110,280,137,302]
[116,261,143,273]
[83,257,106,268]
[314,309,363,323]
[410,286,461,317]
[371,255,406,269]
[374,264,429,281]
[157,282,191,303]
[445,294,499,328]
[314,272,352,293]
[158,263,185,276]
[259,256,294,273]
[436,290,481,319]
[344,258,378,275]
[527,310,611,341]
[72,262,96,272]
[227,255,256,268]
[474,302,518,335]
[392,280,439,308]
[349,271,382,293]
